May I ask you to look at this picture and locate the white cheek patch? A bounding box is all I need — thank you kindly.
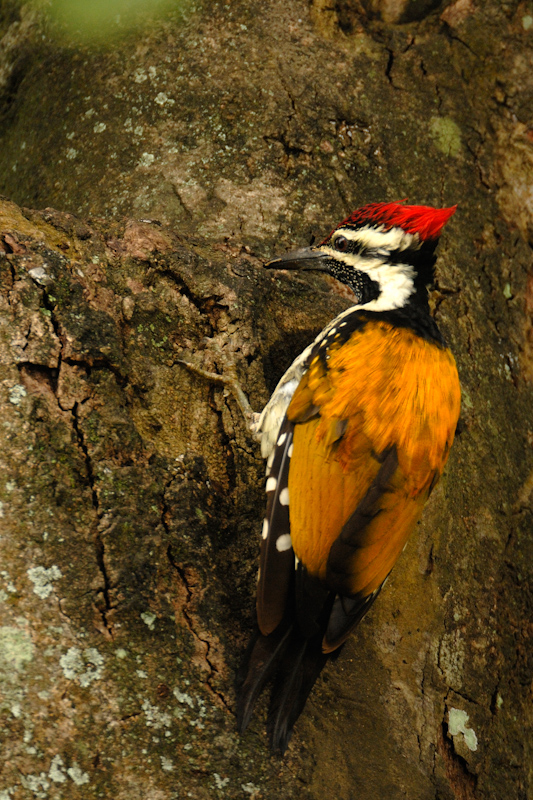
[321,224,418,312]
[320,250,415,311]
[362,262,415,311]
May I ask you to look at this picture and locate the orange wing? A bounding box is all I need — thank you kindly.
[286,319,460,649]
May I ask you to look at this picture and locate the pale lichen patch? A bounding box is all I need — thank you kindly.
[67,763,90,786]
[20,773,49,798]
[242,782,261,797]
[48,754,67,784]
[142,699,172,729]
[448,707,478,751]
[133,68,148,83]
[154,92,175,106]
[8,384,27,405]
[214,773,230,790]
[139,152,155,167]
[0,569,16,593]
[140,610,157,630]
[173,687,194,708]
[27,565,62,599]
[59,646,104,687]
[0,626,34,673]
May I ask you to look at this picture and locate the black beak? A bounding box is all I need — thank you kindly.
[265,247,328,271]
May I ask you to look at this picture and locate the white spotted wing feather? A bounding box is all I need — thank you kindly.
[254,307,358,634]
[256,419,295,635]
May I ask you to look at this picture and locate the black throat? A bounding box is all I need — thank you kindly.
[372,296,446,346]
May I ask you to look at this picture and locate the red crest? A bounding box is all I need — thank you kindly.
[333,202,457,242]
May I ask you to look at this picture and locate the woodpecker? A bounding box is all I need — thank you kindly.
[236,201,461,752]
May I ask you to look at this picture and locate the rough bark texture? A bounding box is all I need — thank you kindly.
[0,1,532,798]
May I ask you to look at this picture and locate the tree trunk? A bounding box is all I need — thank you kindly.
[0,1,532,798]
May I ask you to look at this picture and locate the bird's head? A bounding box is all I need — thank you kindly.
[266,202,456,311]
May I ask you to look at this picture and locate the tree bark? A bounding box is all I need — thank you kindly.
[0,1,532,798]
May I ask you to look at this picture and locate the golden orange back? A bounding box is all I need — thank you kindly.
[286,319,461,597]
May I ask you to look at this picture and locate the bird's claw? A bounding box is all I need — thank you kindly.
[178,357,260,437]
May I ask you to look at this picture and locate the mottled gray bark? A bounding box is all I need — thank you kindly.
[0,1,532,798]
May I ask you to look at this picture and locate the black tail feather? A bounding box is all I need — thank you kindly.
[237,569,369,751]
[237,582,336,751]
[236,622,294,734]
[266,631,328,753]
[266,635,308,753]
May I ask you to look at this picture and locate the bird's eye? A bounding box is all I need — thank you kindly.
[334,235,348,252]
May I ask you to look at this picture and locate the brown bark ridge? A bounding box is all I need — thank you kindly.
[0,0,532,798]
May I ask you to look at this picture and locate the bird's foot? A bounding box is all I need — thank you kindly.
[177,356,261,437]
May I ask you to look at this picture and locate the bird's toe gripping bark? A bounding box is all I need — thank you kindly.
[177,357,260,437]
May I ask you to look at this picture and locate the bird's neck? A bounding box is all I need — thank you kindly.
[360,289,445,346]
